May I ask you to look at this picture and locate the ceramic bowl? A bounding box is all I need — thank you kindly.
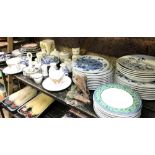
[41,55,59,65]
[23,67,40,77]
[6,57,21,66]
[30,73,43,84]
[6,57,21,71]
[49,70,64,84]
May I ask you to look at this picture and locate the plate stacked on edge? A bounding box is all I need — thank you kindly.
[115,54,155,100]
[93,83,142,118]
[72,55,114,90]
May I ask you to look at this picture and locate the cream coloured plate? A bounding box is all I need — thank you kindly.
[3,65,25,75]
[101,88,133,109]
[42,76,72,91]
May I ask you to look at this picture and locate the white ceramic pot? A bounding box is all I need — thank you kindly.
[59,51,70,62]
[6,57,21,71]
[72,48,80,55]
[31,73,43,84]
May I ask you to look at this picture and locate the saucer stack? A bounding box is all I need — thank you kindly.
[72,55,114,90]
[21,43,40,57]
[115,55,155,100]
[93,83,142,118]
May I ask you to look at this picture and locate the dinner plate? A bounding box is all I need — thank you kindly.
[117,63,155,76]
[94,106,141,118]
[42,76,72,91]
[115,72,155,100]
[115,71,155,89]
[93,100,142,117]
[117,54,155,73]
[73,55,110,73]
[93,83,142,115]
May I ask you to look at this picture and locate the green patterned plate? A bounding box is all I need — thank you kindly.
[93,83,142,115]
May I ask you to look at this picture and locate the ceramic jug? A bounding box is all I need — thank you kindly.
[41,64,48,77]
[60,63,69,76]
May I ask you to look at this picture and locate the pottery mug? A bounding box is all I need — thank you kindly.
[72,48,80,55]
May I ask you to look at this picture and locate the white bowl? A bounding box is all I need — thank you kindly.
[6,57,21,66]
[31,73,43,84]
[23,67,40,77]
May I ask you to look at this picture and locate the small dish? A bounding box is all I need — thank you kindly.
[23,67,40,77]
[41,55,59,65]
[31,73,43,84]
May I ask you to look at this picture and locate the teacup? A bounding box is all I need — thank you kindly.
[49,70,64,84]
[72,48,80,55]
[6,57,21,71]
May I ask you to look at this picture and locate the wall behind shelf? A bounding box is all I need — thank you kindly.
[3,37,154,56]
[36,37,155,57]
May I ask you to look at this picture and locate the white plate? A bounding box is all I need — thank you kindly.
[117,55,155,73]
[93,100,141,118]
[3,67,23,75]
[115,73,155,100]
[42,76,72,91]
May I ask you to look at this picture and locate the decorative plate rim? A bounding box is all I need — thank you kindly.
[93,83,142,115]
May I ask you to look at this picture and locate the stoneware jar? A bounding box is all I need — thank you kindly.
[59,50,71,62]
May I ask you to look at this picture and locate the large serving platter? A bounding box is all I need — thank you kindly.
[93,83,142,116]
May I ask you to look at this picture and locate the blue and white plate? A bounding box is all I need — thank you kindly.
[72,55,113,90]
[73,55,109,73]
[41,55,59,65]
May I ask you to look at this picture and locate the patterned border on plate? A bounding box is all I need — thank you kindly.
[93,83,142,115]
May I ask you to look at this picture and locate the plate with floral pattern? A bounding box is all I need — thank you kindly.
[117,55,155,73]
[73,55,110,73]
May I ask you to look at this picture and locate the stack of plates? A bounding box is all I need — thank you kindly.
[115,55,155,100]
[21,43,40,57]
[72,55,113,90]
[115,71,155,100]
[93,83,142,118]
[116,55,155,82]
